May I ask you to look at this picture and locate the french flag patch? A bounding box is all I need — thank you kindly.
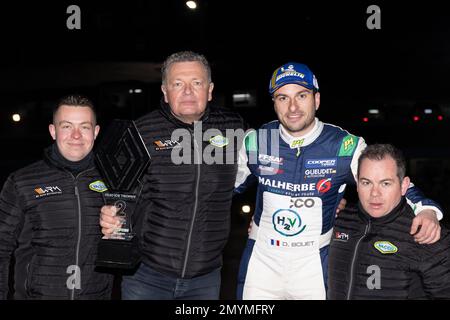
[270,239,280,246]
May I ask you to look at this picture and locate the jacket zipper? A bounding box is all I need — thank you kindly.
[69,169,94,300]
[72,184,82,300]
[346,219,371,300]
[181,132,201,278]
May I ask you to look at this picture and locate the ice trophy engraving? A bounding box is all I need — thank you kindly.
[110,200,132,240]
[95,119,150,268]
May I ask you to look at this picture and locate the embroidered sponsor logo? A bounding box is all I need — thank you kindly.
[317,178,332,194]
[338,135,359,157]
[259,177,331,196]
[258,154,283,165]
[304,168,337,179]
[34,186,62,198]
[374,241,398,254]
[305,158,337,168]
[89,180,108,193]
[209,135,229,148]
[276,65,305,82]
[270,239,314,247]
[272,209,306,236]
[335,231,349,242]
[259,177,315,192]
[289,197,315,209]
[153,139,181,151]
[290,138,304,149]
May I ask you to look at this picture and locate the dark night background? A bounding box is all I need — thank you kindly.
[1,0,449,300]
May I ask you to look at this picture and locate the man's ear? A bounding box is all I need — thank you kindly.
[161,85,168,103]
[49,124,56,140]
[314,92,321,111]
[207,82,214,101]
[401,176,411,196]
[94,125,100,139]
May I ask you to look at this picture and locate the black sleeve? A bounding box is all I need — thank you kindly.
[0,174,26,299]
[419,231,450,299]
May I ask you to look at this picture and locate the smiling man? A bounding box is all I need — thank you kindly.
[49,102,99,162]
[0,94,113,299]
[328,144,450,299]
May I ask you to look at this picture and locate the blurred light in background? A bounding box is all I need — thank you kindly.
[186,1,197,9]
[241,205,251,214]
[12,113,21,122]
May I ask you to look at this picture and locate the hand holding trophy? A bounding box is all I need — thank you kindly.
[95,120,150,269]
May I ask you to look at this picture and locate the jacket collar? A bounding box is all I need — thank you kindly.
[358,197,407,225]
[43,144,95,175]
[159,98,210,129]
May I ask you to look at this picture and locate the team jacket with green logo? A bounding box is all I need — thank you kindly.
[328,199,450,299]
[0,149,113,300]
[135,101,245,279]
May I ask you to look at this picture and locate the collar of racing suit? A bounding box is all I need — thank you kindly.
[279,118,324,155]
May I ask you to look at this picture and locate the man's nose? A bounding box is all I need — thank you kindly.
[71,128,81,139]
[370,185,381,197]
[183,84,192,95]
[288,98,300,112]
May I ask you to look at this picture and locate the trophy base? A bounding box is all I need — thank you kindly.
[96,236,140,269]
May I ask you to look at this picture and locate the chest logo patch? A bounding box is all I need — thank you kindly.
[153,139,181,151]
[374,241,398,254]
[290,138,304,149]
[317,178,332,194]
[34,186,62,198]
[209,135,229,148]
[335,231,349,242]
[272,209,306,236]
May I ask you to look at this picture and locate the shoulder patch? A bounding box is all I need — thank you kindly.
[374,241,398,254]
[338,135,359,157]
[245,130,258,152]
[89,180,108,193]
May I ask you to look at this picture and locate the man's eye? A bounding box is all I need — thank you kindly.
[296,93,309,100]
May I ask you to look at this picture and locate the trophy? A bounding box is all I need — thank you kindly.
[94,119,151,269]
